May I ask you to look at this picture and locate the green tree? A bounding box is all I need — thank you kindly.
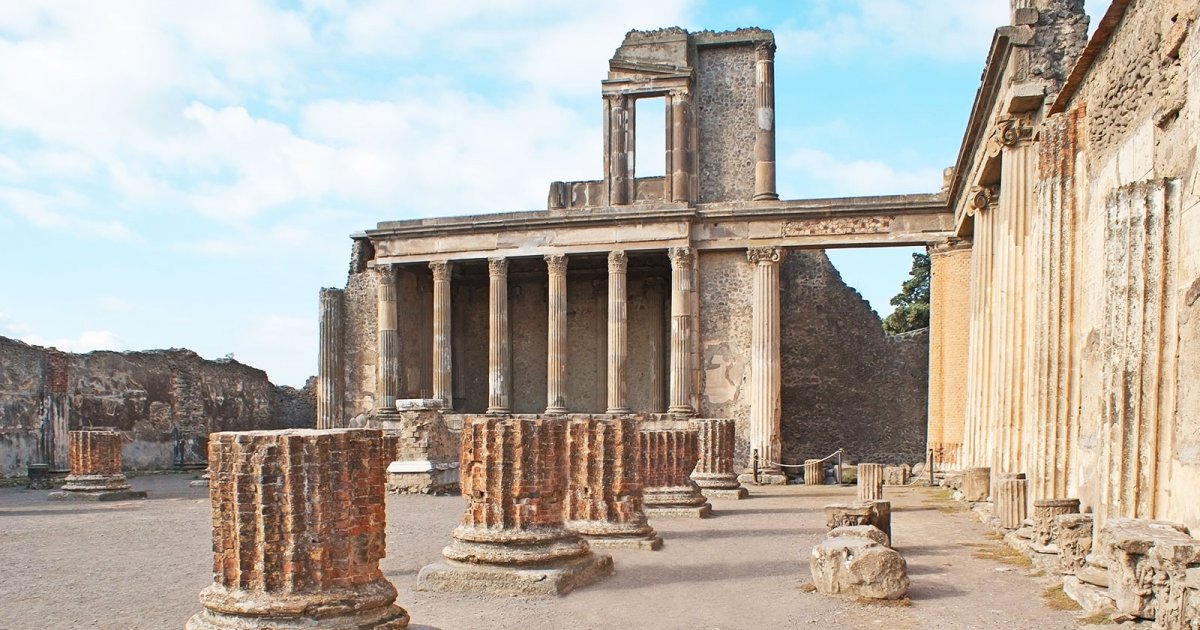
[882,252,930,334]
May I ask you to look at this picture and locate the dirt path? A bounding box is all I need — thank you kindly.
[0,474,1089,629]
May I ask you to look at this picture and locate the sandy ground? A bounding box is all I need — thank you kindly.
[0,474,1096,630]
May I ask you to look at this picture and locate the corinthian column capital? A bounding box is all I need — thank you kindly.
[668,246,694,270]
[608,250,628,273]
[545,253,568,276]
[429,260,452,282]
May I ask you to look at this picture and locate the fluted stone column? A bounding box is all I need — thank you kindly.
[564,415,661,550]
[316,288,344,430]
[639,420,711,518]
[804,459,823,486]
[747,246,786,483]
[430,261,453,409]
[668,247,695,417]
[606,251,630,414]
[752,41,779,201]
[376,264,401,413]
[417,415,613,595]
[49,430,146,501]
[857,463,884,501]
[187,429,408,630]
[667,89,692,203]
[995,474,1028,530]
[486,258,511,415]
[545,254,569,415]
[605,94,631,206]
[690,418,747,499]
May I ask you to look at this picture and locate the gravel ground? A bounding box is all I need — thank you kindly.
[0,474,1096,629]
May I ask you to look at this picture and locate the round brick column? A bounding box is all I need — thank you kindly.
[690,418,747,499]
[62,429,129,492]
[563,415,660,550]
[639,423,711,518]
[187,429,408,630]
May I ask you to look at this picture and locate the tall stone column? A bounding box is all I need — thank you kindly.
[753,41,779,201]
[746,246,786,483]
[418,415,613,595]
[375,264,401,413]
[430,261,453,409]
[317,288,344,429]
[187,429,408,630]
[667,90,692,203]
[926,239,972,468]
[49,429,146,501]
[607,251,630,414]
[605,94,631,206]
[690,418,747,499]
[667,247,695,417]
[545,254,569,415]
[486,258,511,415]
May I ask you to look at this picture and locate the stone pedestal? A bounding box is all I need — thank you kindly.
[380,409,460,495]
[804,459,823,486]
[48,430,146,502]
[1096,518,1200,621]
[690,418,747,500]
[186,429,409,630]
[995,476,1028,530]
[417,416,613,595]
[857,463,884,501]
[639,422,711,518]
[563,415,661,550]
[1032,498,1080,547]
[962,466,991,502]
[825,501,892,546]
[1056,513,1094,575]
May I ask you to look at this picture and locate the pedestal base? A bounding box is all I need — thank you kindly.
[738,472,788,486]
[645,504,712,519]
[48,489,147,502]
[702,487,748,500]
[189,480,210,488]
[416,553,613,596]
[584,534,663,550]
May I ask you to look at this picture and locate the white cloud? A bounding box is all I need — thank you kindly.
[98,297,133,313]
[781,146,943,197]
[0,312,123,352]
[0,186,138,240]
[776,0,1008,62]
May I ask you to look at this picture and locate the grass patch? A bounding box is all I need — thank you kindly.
[1078,611,1113,625]
[921,487,963,514]
[855,597,912,607]
[961,542,1034,568]
[1042,584,1081,611]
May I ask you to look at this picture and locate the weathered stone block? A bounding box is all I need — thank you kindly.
[1057,513,1094,575]
[187,429,409,630]
[1033,498,1080,547]
[882,464,909,486]
[1097,518,1198,620]
[809,537,909,600]
[962,466,990,502]
[828,525,890,548]
[1155,566,1200,630]
[1062,575,1117,616]
[825,501,892,543]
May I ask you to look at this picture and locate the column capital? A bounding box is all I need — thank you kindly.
[746,246,786,265]
[608,250,628,273]
[429,260,452,282]
[968,185,1000,216]
[996,115,1034,148]
[487,257,508,277]
[373,263,397,280]
[668,246,694,269]
[545,253,568,276]
[755,40,777,60]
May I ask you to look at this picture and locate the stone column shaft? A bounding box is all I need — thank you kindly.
[606,95,630,206]
[545,255,569,414]
[486,258,510,414]
[668,247,695,417]
[995,475,1028,530]
[753,41,778,201]
[607,251,629,414]
[188,428,408,630]
[804,459,823,486]
[639,423,711,517]
[317,288,344,429]
[430,261,453,409]
[857,463,884,501]
[376,265,400,412]
[564,415,660,549]
[668,91,691,203]
[748,246,785,480]
[690,418,746,499]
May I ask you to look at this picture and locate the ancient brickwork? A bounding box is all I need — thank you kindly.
[563,415,659,548]
[189,428,408,629]
[696,43,756,203]
[67,430,122,478]
[639,421,711,517]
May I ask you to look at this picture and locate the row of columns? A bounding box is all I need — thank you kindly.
[369,247,786,457]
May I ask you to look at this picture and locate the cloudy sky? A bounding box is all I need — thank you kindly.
[0,1,1110,386]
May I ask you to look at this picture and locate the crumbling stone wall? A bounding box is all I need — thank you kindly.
[342,269,378,424]
[696,41,757,203]
[698,250,929,471]
[0,335,315,476]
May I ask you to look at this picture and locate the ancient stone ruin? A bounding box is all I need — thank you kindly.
[47,429,146,501]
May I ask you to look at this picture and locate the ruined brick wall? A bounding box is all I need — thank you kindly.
[0,336,315,476]
[342,269,378,423]
[696,43,756,203]
[697,250,929,470]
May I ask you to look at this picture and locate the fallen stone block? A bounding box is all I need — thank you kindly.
[1057,513,1094,575]
[1062,575,1117,616]
[1097,517,1198,620]
[828,524,890,548]
[810,537,909,600]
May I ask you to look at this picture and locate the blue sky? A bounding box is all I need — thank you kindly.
[0,1,1110,386]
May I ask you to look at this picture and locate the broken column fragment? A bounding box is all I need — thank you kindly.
[639,418,712,518]
[417,415,613,595]
[857,463,884,501]
[690,417,747,500]
[48,429,146,502]
[962,466,991,502]
[810,536,909,600]
[825,501,892,546]
[804,459,823,485]
[186,428,409,630]
[1031,498,1080,548]
[1096,518,1200,622]
[563,415,661,550]
[994,474,1028,530]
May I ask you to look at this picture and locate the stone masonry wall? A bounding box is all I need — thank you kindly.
[696,44,757,203]
[0,335,315,476]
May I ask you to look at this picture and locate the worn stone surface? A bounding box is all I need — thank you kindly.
[1096,517,1199,620]
[1062,575,1117,616]
[810,536,909,600]
[419,415,612,595]
[829,524,891,548]
[883,465,910,486]
[962,467,990,502]
[1056,513,1094,575]
[187,428,408,630]
[825,501,892,543]
[690,417,745,499]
